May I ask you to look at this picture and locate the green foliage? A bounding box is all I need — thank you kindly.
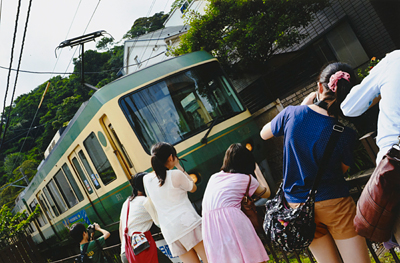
[358,57,380,80]
[123,12,169,39]
[96,37,114,51]
[0,205,39,247]
[170,0,328,73]
[3,152,26,177]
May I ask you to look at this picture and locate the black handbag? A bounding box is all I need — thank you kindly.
[263,122,344,252]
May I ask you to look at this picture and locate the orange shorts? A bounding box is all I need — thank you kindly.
[289,196,358,240]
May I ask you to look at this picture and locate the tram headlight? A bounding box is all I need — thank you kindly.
[189,173,198,184]
[245,142,253,152]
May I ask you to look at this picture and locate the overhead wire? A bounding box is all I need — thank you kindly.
[7,0,102,173]
[124,0,161,73]
[0,0,22,150]
[0,0,34,155]
[0,0,3,27]
[63,0,102,77]
[51,0,83,79]
[0,50,166,75]
[143,0,172,68]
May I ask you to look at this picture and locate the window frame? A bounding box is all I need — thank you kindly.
[119,61,246,154]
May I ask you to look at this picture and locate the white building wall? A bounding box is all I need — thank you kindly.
[164,0,208,27]
[123,0,209,75]
[124,39,169,75]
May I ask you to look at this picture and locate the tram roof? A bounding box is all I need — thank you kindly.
[20,51,216,202]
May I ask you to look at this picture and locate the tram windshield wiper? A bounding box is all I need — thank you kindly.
[200,113,232,144]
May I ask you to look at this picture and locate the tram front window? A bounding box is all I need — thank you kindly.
[120,62,245,153]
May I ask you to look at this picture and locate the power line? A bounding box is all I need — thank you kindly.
[144,0,173,68]
[124,0,161,74]
[63,0,102,77]
[52,0,84,80]
[0,0,34,154]
[0,0,22,145]
[0,51,165,77]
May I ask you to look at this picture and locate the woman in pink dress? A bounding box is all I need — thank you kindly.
[202,143,271,263]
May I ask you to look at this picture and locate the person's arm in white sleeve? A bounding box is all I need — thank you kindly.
[340,65,383,117]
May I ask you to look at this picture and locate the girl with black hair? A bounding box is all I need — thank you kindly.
[260,63,370,263]
[201,143,270,263]
[119,172,169,263]
[143,142,207,263]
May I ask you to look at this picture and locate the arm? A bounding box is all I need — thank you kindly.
[254,185,270,199]
[94,223,110,240]
[260,122,274,140]
[172,167,197,193]
[341,65,382,117]
[301,92,316,105]
[254,163,270,198]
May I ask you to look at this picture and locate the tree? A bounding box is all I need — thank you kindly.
[123,12,169,39]
[170,0,328,73]
[96,37,115,51]
[3,152,26,177]
[0,205,39,248]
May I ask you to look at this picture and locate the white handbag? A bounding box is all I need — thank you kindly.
[143,187,160,227]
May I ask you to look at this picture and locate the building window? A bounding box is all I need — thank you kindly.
[325,22,369,68]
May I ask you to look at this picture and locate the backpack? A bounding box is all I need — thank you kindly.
[76,243,91,263]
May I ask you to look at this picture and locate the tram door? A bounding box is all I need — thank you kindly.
[101,115,136,180]
[68,147,114,225]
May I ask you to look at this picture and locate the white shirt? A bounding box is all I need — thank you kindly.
[119,196,153,254]
[143,170,201,244]
[341,50,400,164]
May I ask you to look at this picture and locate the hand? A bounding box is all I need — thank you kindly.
[301,92,316,105]
[94,222,100,231]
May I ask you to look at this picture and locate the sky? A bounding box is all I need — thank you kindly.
[0,0,173,112]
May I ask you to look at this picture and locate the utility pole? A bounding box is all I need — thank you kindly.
[20,168,29,185]
[56,30,112,91]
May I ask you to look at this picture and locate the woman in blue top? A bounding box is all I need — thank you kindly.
[260,63,370,263]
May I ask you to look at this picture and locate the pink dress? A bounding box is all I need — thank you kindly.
[202,171,269,263]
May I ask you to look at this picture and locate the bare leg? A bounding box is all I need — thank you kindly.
[335,236,370,263]
[192,241,208,263]
[179,249,201,263]
[309,233,342,263]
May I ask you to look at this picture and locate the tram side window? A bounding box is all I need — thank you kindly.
[37,193,54,219]
[72,157,94,194]
[29,199,47,227]
[43,187,60,217]
[78,151,101,189]
[24,212,36,234]
[54,169,79,208]
[62,163,84,201]
[83,132,116,185]
[46,179,68,214]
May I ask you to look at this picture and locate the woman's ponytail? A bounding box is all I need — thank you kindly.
[150,142,177,187]
[151,155,168,186]
[318,62,356,118]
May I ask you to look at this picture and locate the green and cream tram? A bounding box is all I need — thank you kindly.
[14,51,272,257]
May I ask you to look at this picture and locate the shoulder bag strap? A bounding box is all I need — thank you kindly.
[125,198,130,232]
[310,122,344,194]
[81,243,89,262]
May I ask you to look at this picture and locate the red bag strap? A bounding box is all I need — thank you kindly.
[125,198,130,233]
